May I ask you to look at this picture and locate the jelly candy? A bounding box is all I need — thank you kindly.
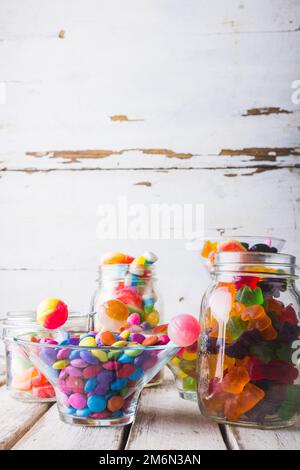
[221,366,250,394]
[36,298,68,329]
[207,354,235,379]
[278,322,300,342]
[279,304,298,325]
[217,240,247,254]
[201,240,218,259]
[224,383,265,421]
[258,278,286,298]
[246,383,286,423]
[249,357,298,384]
[278,384,300,420]
[233,276,259,290]
[236,286,264,306]
[225,329,262,359]
[250,341,277,363]
[249,244,278,253]
[101,252,134,265]
[168,314,201,347]
[115,287,144,315]
[227,316,247,341]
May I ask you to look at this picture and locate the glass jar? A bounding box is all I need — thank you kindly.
[90,263,164,386]
[1,311,88,402]
[198,252,300,429]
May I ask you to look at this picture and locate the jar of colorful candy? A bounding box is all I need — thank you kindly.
[198,251,300,429]
[90,252,164,385]
[1,311,88,401]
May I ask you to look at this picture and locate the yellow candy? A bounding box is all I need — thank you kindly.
[171,357,181,366]
[134,256,147,265]
[112,340,127,347]
[119,330,131,340]
[91,350,108,362]
[79,337,97,347]
[52,360,69,369]
[144,309,160,326]
[178,370,188,379]
[182,350,197,361]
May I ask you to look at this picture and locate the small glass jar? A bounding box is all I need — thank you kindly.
[90,263,164,386]
[198,252,300,429]
[1,311,88,402]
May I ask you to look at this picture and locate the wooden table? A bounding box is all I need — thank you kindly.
[1,369,300,451]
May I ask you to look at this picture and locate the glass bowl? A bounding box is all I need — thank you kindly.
[14,332,179,426]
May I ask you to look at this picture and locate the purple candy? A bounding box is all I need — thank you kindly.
[70,358,88,368]
[65,366,82,377]
[131,333,145,344]
[40,347,57,366]
[80,351,99,365]
[69,337,80,345]
[94,382,110,395]
[141,356,158,370]
[68,393,87,410]
[97,370,114,383]
[133,350,150,366]
[57,348,71,360]
[141,321,152,330]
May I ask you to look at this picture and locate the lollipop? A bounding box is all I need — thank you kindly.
[168,314,201,347]
[36,298,68,329]
[96,299,129,331]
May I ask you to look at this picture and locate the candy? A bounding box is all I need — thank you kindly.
[107,396,125,412]
[97,300,129,332]
[168,314,201,347]
[236,286,264,306]
[225,330,262,359]
[278,384,300,420]
[101,252,134,265]
[68,393,87,409]
[224,383,265,421]
[36,298,68,330]
[87,395,106,412]
[221,366,250,394]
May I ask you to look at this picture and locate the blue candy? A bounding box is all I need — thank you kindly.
[87,395,106,413]
[64,406,76,415]
[84,377,97,393]
[129,366,144,381]
[118,353,134,364]
[69,350,82,361]
[110,378,128,391]
[76,407,91,417]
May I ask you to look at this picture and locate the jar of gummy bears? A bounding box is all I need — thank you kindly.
[90,262,164,385]
[198,251,300,429]
[1,311,88,401]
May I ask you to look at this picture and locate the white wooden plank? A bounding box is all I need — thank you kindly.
[126,369,226,450]
[223,424,300,450]
[13,404,127,450]
[0,1,299,165]
[0,386,50,449]
[0,168,299,320]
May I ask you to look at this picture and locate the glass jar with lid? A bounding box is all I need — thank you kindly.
[198,251,300,429]
[90,263,164,385]
[1,311,88,401]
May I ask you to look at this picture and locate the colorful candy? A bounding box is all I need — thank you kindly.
[36,298,68,329]
[168,314,201,348]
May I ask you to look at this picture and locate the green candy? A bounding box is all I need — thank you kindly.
[251,342,277,363]
[108,350,122,360]
[236,286,264,306]
[278,384,300,421]
[228,316,248,340]
[183,376,196,392]
[120,386,129,398]
[277,343,293,363]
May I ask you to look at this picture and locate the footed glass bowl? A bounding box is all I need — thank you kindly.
[14,332,179,426]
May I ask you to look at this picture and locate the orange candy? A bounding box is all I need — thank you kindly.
[107,396,124,412]
[201,240,218,259]
[101,252,134,265]
[224,383,265,421]
[221,366,250,394]
[142,335,158,346]
[103,299,129,322]
[207,354,236,379]
[100,331,117,346]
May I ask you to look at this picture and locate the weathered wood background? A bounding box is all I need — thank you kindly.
[1,0,300,320]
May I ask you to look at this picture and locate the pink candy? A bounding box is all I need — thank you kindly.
[68,393,87,410]
[128,313,140,325]
[167,314,200,347]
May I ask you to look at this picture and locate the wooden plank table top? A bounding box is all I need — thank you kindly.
[0,368,299,451]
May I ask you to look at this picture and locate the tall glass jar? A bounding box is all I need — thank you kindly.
[1,311,88,402]
[198,252,300,429]
[90,263,164,385]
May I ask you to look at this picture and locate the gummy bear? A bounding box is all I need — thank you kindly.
[250,341,277,363]
[233,276,260,290]
[224,383,265,421]
[278,322,300,342]
[241,305,278,341]
[226,329,262,359]
[236,286,264,306]
[249,357,298,384]
[279,304,298,325]
[278,384,300,421]
[217,240,247,254]
[246,383,287,423]
[221,366,250,394]
[207,354,235,379]
[258,278,286,298]
[227,316,248,341]
[201,240,218,259]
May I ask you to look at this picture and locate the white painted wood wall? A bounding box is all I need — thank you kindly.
[0,0,300,320]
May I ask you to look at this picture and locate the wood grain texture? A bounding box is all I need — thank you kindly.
[13,404,127,450]
[0,386,50,449]
[126,370,226,450]
[223,424,300,450]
